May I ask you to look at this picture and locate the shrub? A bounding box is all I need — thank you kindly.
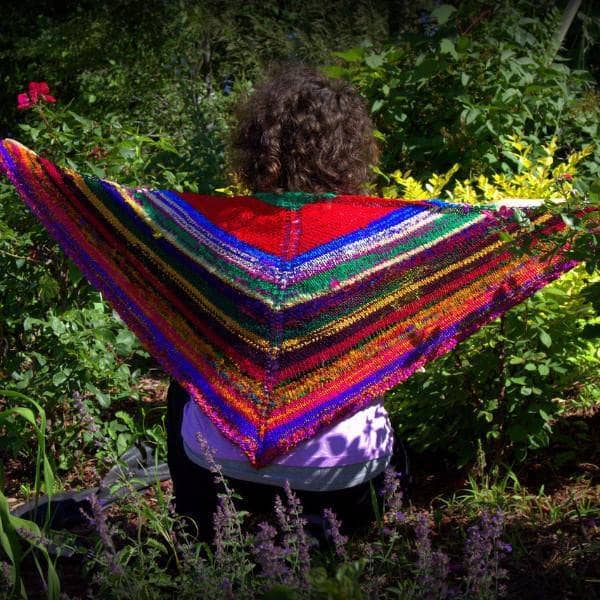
[324,1,600,189]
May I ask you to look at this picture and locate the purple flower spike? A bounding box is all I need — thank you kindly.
[381,467,404,530]
[79,493,123,576]
[414,512,449,599]
[271,481,311,588]
[463,508,510,597]
[252,522,290,581]
[323,508,348,559]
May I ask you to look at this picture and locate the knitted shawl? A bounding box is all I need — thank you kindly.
[0,138,595,467]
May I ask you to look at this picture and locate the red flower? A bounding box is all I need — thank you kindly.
[17,81,57,110]
[563,173,573,181]
[16,93,32,110]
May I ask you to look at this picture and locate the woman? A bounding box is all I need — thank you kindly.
[166,64,409,541]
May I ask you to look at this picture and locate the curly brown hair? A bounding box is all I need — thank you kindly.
[229,64,379,194]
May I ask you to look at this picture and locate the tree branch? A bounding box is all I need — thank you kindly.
[549,0,583,62]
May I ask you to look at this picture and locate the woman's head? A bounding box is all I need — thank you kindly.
[229,64,379,194]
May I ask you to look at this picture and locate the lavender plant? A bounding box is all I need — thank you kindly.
[72,390,102,447]
[76,471,519,600]
[252,521,290,582]
[463,509,511,598]
[68,390,109,478]
[194,432,254,593]
[413,512,450,600]
[381,467,406,532]
[0,560,11,587]
[323,508,348,560]
[273,481,312,589]
[80,494,123,578]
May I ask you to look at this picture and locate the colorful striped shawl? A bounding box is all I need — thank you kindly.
[0,138,595,467]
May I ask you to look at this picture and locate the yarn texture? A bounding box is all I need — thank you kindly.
[0,138,595,467]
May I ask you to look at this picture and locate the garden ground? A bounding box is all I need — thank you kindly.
[5,374,599,599]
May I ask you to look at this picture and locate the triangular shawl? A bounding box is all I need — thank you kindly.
[0,138,596,466]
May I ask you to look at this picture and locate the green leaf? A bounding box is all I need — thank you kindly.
[440,38,458,60]
[321,65,346,78]
[85,382,111,408]
[431,4,457,25]
[31,352,47,367]
[3,406,36,428]
[332,47,364,62]
[464,107,481,125]
[365,53,384,69]
[43,456,55,495]
[501,88,520,102]
[372,99,384,113]
[539,331,552,348]
[538,364,550,376]
[67,261,83,285]
[52,371,68,386]
[116,410,135,431]
[480,411,494,423]
[116,432,130,456]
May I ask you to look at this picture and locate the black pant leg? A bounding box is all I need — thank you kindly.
[166,379,278,527]
[166,378,220,537]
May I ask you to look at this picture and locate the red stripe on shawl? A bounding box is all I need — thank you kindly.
[179,192,409,257]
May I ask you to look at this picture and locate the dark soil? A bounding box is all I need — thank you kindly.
[4,376,599,599]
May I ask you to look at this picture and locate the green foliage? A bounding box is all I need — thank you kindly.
[0,103,174,473]
[325,1,600,189]
[377,136,600,272]
[0,391,60,599]
[379,136,593,201]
